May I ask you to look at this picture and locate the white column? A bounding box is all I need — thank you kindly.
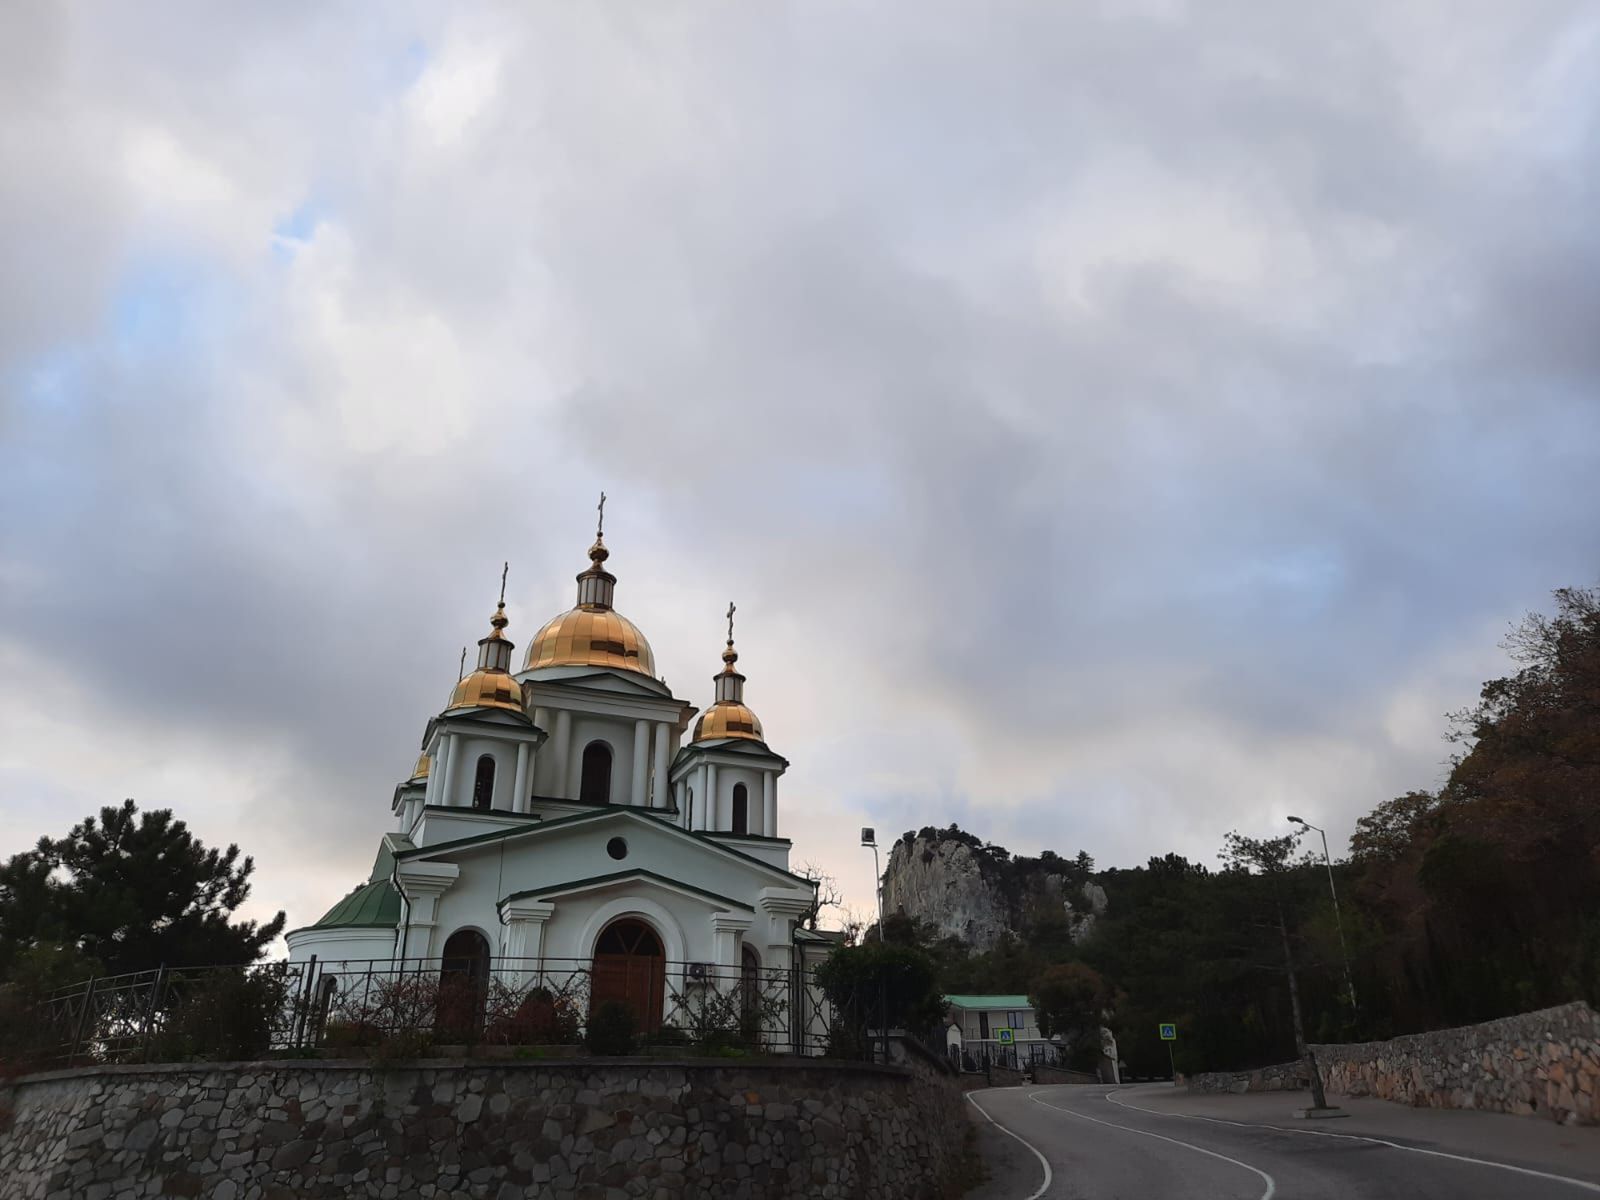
[651,722,672,808]
[531,708,551,791]
[631,719,649,806]
[512,743,530,813]
[710,912,754,992]
[762,771,776,838]
[500,899,555,987]
[552,710,572,798]
[395,862,460,962]
[441,733,464,807]
[705,763,719,831]
[425,737,450,807]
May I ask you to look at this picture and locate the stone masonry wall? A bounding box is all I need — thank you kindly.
[1311,1000,1600,1126]
[1185,1062,1306,1095]
[0,1057,971,1200]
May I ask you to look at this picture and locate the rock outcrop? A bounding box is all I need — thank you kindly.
[881,828,1105,952]
[882,833,1011,949]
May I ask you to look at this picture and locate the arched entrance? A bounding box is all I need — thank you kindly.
[438,928,490,1039]
[590,918,665,1032]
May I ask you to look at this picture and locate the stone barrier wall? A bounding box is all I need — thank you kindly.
[1185,1061,1306,1095]
[1029,1065,1100,1086]
[0,1056,971,1200]
[1311,1000,1599,1126]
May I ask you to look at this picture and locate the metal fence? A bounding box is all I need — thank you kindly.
[25,955,883,1067]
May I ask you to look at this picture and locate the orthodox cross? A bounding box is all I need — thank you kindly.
[499,561,509,605]
[597,491,607,537]
[726,601,736,644]
[459,646,468,677]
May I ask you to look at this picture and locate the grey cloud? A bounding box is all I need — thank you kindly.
[2,2,1597,931]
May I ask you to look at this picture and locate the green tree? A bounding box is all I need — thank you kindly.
[1030,961,1115,1069]
[0,800,284,980]
[1221,829,1330,1109]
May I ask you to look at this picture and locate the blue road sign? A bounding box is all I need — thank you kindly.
[1158,1023,1177,1041]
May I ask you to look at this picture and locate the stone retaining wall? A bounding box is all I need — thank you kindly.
[1029,1065,1100,1086]
[1311,1001,1599,1126]
[0,1056,971,1200]
[1185,1062,1306,1095]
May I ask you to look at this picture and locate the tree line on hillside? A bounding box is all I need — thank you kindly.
[844,585,1600,1077]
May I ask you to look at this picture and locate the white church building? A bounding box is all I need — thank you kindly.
[286,511,825,1039]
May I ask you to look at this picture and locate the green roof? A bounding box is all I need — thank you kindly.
[944,994,1032,1009]
[311,877,401,929]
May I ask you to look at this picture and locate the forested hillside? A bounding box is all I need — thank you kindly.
[877,586,1600,1077]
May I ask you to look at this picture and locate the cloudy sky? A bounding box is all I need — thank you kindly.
[2,2,1597,938]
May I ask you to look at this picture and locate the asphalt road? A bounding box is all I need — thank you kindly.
[966,1084,1600,1200]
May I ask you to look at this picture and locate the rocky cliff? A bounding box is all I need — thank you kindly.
[881,826,1106,952]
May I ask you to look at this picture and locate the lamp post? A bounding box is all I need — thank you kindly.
[1288,816,1356,1013]
[860,827,884,942]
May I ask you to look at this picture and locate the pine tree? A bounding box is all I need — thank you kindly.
[0,799,285,981]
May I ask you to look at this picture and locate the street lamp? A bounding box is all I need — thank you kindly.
[1288,816,1357,1013]
[860,827,884,942]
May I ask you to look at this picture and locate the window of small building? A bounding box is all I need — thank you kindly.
[731,782,749,835]
[1009,1011,1024,1029]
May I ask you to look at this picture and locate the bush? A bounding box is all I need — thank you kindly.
[585,1000,638,1056]
[486,985,581,1046]
[152,968,289,1062]
[814,941,944,1033]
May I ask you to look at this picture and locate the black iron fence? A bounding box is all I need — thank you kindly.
[20,955,887,1068]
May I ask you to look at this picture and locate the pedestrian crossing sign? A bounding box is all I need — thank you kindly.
[1159,1023,1177,1041]
[997,1028,1015,1045]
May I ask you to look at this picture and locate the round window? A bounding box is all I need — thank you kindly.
[606,837,628,861]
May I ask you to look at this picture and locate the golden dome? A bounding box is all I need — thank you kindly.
[410,753,431,781]
[446,667,527,716]
[692,702,764,743]
[524,607,656,677]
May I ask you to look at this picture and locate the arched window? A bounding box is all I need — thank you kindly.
[731,783,749,836]
[472,755,495,810]
[438,928,491,1039]
[580,741,613,805]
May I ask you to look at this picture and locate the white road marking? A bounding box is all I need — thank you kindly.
[1105,1088,1600,1195]
[967,1090,1053,1200]
[1028,1089,1276,1200]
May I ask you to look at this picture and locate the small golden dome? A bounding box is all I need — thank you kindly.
[692,701,764,743]
[524,607,657,677]
[446,668,527,716]
[410,753,431,781]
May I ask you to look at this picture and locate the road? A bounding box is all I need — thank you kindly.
[966,1084,1600,1199]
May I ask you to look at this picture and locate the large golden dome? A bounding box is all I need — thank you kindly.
[523,524,657,677]
[524,607,656,677]
[692,701,763,743]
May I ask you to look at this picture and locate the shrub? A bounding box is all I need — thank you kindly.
[585,1000,638,1056]
[486,985,581,1046]
[152,968,289,1062]
[813,941,944,1034]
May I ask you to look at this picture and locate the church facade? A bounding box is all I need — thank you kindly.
[286,514,824,1035]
